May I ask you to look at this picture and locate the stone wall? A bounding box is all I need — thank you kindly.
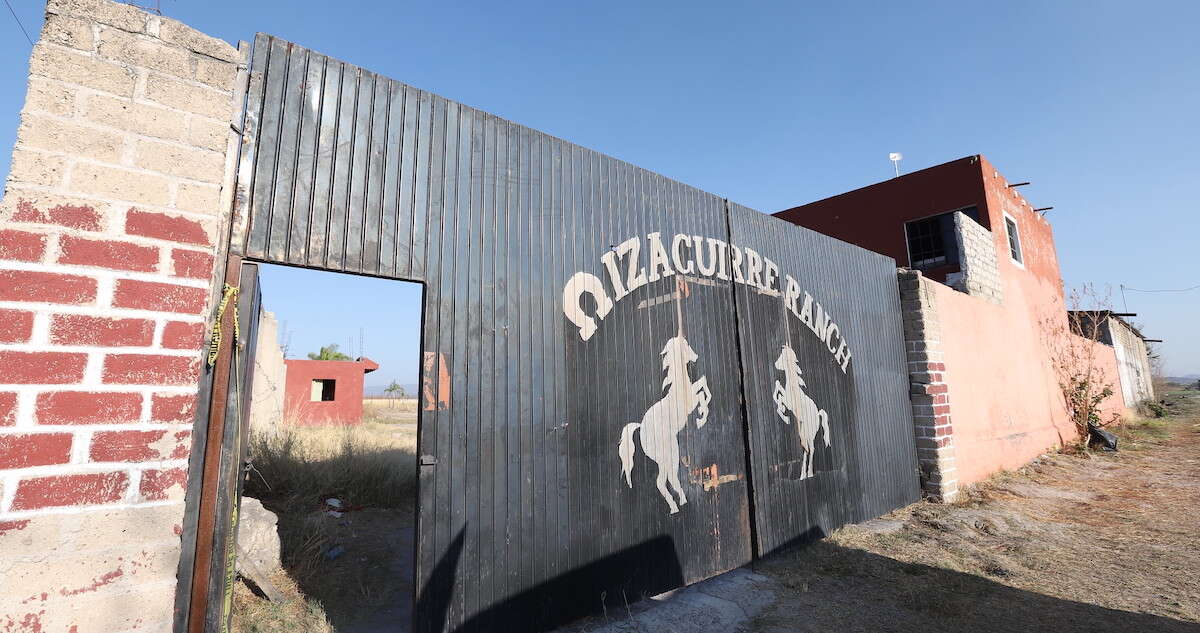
[946,210,1003,304]
[898,269,959,502]
[0,0,239,630]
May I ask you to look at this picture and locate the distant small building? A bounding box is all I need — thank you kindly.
[1069,311,1156,406]
[283,357,379,425]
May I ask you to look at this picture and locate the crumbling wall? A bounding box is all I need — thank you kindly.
[946,210,1003,304]
[249,309,286,432]
[0,0,238,630]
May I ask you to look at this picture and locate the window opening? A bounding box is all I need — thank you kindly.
[1005,216,1023,263]
[904,206,980,270]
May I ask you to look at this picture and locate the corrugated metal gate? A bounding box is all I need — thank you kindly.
[212,33,919,633]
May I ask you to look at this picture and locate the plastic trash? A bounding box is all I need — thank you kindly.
[1087,423,1118,452]
[324,544,346,560]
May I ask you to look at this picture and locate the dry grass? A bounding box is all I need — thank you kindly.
[245,423,417,511]
[231,571,333,633]
[236,422,419,631]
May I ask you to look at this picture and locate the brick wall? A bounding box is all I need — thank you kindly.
[946,210,1003,304]
[0,0,238,630]
[898,269,959,502]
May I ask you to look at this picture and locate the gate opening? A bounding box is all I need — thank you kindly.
[232,263,424,633]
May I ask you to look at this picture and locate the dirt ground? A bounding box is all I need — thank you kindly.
[749,389,1200,633]
[235,391,1200,633]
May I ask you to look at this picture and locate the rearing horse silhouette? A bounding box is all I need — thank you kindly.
[618,335,712,514]
[773,344,831,480]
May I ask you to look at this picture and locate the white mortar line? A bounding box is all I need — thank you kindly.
[0,342,201,357]
[0,302,206,322]
[0,260,213,288]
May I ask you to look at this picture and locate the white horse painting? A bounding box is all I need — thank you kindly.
[772,344,831,480]
[618,335,713,514]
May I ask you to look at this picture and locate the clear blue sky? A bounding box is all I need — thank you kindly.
[2,1,1197,375]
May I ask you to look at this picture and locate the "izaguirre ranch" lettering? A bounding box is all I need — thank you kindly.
[563,232,852,373]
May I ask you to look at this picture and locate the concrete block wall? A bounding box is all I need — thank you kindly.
[946,210,1002,304]
[898,269,959,502]
[0,0,239,630]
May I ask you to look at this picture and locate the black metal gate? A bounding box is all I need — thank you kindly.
[199,33,920,633]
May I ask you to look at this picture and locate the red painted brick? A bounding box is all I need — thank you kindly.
[151,393,195,422]
[12,200,102,231]
[125,210,210,245]
[0,351,87,384]
[50,314,155,347]
[0,229,46,262]
[0,309,35,343]
[102,354,199,386]
[932,404,951,416]
[36,391,142,425]
[90,429,189,462]
[0,270,96,304]
[11,471,128,510]
[171,249,214,279]
[934,425,955,438]
[58,236,159,272]
[112,279,206,313]
[162,321,204,350]
[140,467,187,501]
[0,433,73,469]
[0,392,16,426]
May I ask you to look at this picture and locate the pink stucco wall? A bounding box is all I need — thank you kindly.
[928,159,1126,485]
[931,282,1123,485]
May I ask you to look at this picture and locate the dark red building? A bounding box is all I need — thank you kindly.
[774,154,1059,289]
[283,357,379,425]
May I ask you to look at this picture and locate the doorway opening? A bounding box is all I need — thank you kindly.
[231,262,424,633]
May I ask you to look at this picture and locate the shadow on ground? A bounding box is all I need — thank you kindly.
[746,539,1200,633]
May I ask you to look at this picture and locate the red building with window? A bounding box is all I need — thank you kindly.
[282,357,379,425]
[773,155,1131,500]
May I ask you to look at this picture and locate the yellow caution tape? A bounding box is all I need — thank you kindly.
[207,283,241,366]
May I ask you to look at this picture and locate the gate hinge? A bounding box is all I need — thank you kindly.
[420,454,438,466]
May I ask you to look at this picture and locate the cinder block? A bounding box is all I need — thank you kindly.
[36,390,143,425]
[157,19,238,62]
[18,114,125,163]
[41,13,95,51]
[193,55,236,89]
[101,353,201,386]
[143,74,232,121]
[97,27,192,79]
[28,44,137,97]
[132,138,224,181]
[0,229,48,263]
[47,0,149,34]
[184,117,229,153]
[23,77,78,117]
[0,270,97,305]
[83,93,186,141]
[69,162,172,207]
[7,148,68,187]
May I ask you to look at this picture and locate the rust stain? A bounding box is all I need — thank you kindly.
[676,275,691,298]
[689,463,743,491]
[422,352,450,411]
[59,568,123,597]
